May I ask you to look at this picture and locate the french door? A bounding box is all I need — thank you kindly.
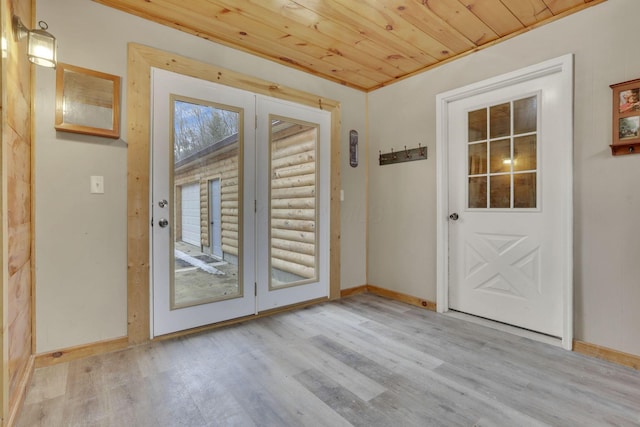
[151,69,329,337]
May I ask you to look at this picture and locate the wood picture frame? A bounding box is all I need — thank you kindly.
[55,63,121,138]
[610,78,640,155]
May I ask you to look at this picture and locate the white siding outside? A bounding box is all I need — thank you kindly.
[181,183,201,246]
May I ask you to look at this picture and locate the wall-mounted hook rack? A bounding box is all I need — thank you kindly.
[379,144,427,165]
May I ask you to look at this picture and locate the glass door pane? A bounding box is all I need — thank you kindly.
[152,68,256,337]
[269,117,318,289]
[467,95,539,210]
[256,96,330,312]
[171,96,242,309]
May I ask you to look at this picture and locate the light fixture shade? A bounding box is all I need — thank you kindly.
[27,26,56,68]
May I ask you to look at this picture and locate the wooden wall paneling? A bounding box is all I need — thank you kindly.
[5,77,29,140]
[7,263,30,392]
[329,103,341,300]
[126,45,152,345]
[127,43,341,343]
[1,25,8,422]
[2,0,34,424]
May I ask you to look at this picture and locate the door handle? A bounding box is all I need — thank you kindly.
[449,213,459,221]
[158,218,169,228]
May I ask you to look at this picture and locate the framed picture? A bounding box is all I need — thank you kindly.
[55,63,121,139]
[610,78,640,155]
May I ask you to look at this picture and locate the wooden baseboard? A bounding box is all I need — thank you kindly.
[7,355,35,427]
[342,284,437,311]
[340,285,368,298]
[573,340,640,371]
[34,337,129,368]
[366,285,437,311]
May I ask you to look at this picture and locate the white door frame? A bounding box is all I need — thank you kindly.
[435,54,574,349]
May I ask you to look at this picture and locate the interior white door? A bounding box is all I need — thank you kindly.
[151,68,256,337]
[256,97,331,311]
[446,61,572,338]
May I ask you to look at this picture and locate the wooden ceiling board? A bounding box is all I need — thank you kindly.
[294,0,434,70]
[222,0,436,81]
[544,0,588,15]
[376,0,476,55]
[196,1,384,87]
[499,0,554,26]
[416,0,499,46]
[325,0,461,61]
[234,0,397,81]
[94,0,606,91]
[225,0,416,80]
[458,0,525,36]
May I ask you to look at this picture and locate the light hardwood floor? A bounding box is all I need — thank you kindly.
[17,294,640,426]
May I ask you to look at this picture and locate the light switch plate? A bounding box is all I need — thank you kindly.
[90,176,104,194]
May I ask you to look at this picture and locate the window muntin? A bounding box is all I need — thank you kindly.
[467,95,538,210]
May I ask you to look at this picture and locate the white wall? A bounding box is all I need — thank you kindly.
[35,0,367,352]
[368,0,640,356]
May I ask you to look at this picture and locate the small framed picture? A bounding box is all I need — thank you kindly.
[619,116,640,140]
[55,63,121,139]
[610,78,640,155]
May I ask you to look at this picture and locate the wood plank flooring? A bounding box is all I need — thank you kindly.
[17,294,640,426]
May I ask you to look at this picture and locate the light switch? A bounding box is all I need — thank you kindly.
[90,176,104,194]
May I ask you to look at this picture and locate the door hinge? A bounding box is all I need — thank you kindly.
[255,199,257,213]
[255,282,257,296]
[255,115,258,129]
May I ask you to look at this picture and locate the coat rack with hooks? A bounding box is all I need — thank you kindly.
[379,144,427,166]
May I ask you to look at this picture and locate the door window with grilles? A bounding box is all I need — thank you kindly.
[467,95,538,209]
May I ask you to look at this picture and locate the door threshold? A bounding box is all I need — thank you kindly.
[444,310,563,348]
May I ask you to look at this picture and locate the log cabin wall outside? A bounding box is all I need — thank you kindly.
[173,125,318,280]
[174,140,240,261]
[270,125,317,281]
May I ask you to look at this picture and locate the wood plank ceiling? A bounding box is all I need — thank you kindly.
[95,0,605,91]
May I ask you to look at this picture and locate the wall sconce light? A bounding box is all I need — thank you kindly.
[12,15,57,68]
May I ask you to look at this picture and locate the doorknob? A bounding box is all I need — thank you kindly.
[449,213,459,221]
[158,218,169,228]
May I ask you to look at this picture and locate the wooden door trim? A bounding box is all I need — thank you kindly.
[434,54,574,349]
[127,43,341,344]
